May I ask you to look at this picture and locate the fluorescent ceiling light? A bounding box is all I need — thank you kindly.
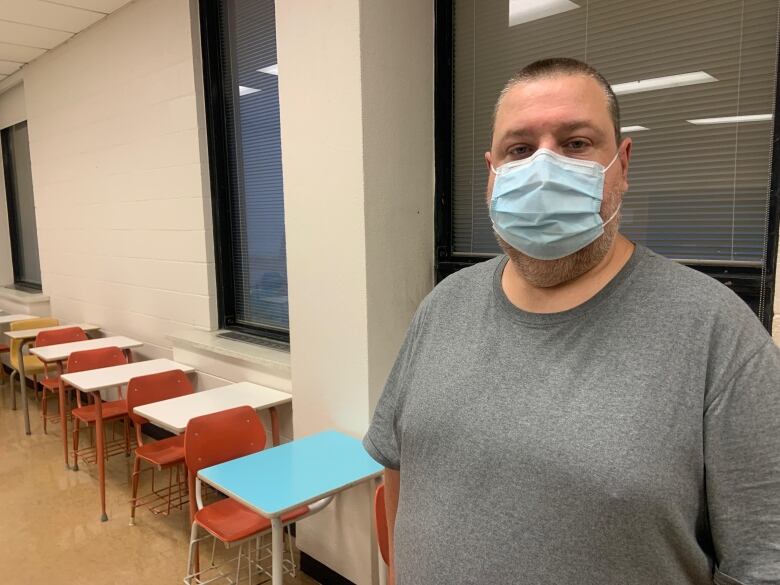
[258,64,278,76]
[621,125,649,133]
[611,71,717,95]
[239,85,261,96]
[686,114,773,125]
[509,0,580,26]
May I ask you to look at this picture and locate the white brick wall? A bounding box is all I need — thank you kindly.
[20,0,215,353]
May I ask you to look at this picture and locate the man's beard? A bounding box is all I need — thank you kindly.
[496,191,622,288]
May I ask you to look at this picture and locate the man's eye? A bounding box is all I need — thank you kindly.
[566,140,589,150]
[508,145,532,158]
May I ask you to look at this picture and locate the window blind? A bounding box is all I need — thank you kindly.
[1,121,41,287]
[218,0,288,331]
[451,0,779,266]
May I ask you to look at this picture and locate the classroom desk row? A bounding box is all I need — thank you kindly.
[1,318,383,585]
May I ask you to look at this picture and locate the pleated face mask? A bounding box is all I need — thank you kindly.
[489,148,620,260]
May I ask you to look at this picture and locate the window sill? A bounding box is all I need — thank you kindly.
[167,329,290,378]
[0,285,49,305]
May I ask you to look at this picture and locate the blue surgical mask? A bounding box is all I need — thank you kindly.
[489,148,620,260]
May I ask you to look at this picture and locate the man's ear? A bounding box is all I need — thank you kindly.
[484,151,493,171]
[619,137,632,190]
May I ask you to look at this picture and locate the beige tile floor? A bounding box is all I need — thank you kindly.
[0,381,320,585]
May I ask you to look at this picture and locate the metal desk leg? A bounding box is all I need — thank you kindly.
[187,470,200,575]
[19,340,30,435]
[377,476,388,585]
[271,517,283,585]
[94,392,108,521]
[269,406,280,446]
[57,364,69,469]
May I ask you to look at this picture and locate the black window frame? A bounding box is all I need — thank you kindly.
[433,0,780,330]
[1,122,42,292]
[198,0,289,343]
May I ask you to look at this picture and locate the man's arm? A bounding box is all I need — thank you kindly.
[384,468,400,585]
[705,340,780,583]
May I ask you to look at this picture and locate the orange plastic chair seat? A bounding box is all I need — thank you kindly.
[195,499,309,543]
[41,376,67,390]
[72,400,127,423]
[135,434,185,467]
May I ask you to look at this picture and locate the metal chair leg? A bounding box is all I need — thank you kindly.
[72,418,80,471]
[42,387,49,434]
[10,370,17,410]
[185,522,199,585]
[129,455,141,526]
[234,543,243,585]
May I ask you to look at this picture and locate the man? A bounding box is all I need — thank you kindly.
[363,58,780,584]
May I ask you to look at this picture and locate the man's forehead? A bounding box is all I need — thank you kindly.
[495,74,611,131]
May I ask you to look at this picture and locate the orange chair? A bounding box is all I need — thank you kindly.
[375,483,390,566]
[69,347,130,473]
[69,346,132,521]
[126,369,193,525]
[8,317,59,409]
[184,406,310,585]
[34,326,88,434]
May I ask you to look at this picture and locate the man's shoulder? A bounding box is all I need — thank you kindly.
[411,256,503,324]
[632,245,769,350]
[634,245,750,311]
[429,255,504,301]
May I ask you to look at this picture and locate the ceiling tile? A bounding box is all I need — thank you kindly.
[0,59,22,75]
[0,42,45,63]
[0,0,104,34]
[0,20,72,49]
[38,0,133,13]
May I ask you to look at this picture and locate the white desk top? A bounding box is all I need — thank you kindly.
[133,382,291,434]
[61,358,195,392]
[30,336,143,363]
[0,314,39,325]
[5,323,100,340]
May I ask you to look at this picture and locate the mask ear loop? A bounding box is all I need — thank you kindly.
[601,149,623,227]
[602,203,621,227]
[602,150,621,174]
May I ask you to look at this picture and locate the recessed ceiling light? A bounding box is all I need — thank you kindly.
[508,0,580,27]
[239,86,261,96]
[686,114,773,125]
[258,64,278,76]
[621,125,649,133]
[611,71,717,95]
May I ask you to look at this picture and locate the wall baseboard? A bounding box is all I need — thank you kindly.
[300,552,355,585]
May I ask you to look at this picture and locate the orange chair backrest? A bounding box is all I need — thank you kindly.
[66,346,127,374]
[9,317,59,367]
[35,326,87,348]
[126,370,193,426]
[375,483,389,565]
[185,405,266,474]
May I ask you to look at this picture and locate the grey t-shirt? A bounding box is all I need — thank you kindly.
[364,244,780,585]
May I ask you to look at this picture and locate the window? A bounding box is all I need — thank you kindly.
[200,0,288,341]
[436,0,780,327]
[1,121,41,290]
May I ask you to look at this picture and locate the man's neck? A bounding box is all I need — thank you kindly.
[501,234,635,314]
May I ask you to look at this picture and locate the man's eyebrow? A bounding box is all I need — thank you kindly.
[557,120,605,135]
[499,120,605,142]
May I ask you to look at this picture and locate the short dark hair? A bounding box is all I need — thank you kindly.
[494,57,621,145]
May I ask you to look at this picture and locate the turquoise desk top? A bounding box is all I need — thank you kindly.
[198,430,383,517]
